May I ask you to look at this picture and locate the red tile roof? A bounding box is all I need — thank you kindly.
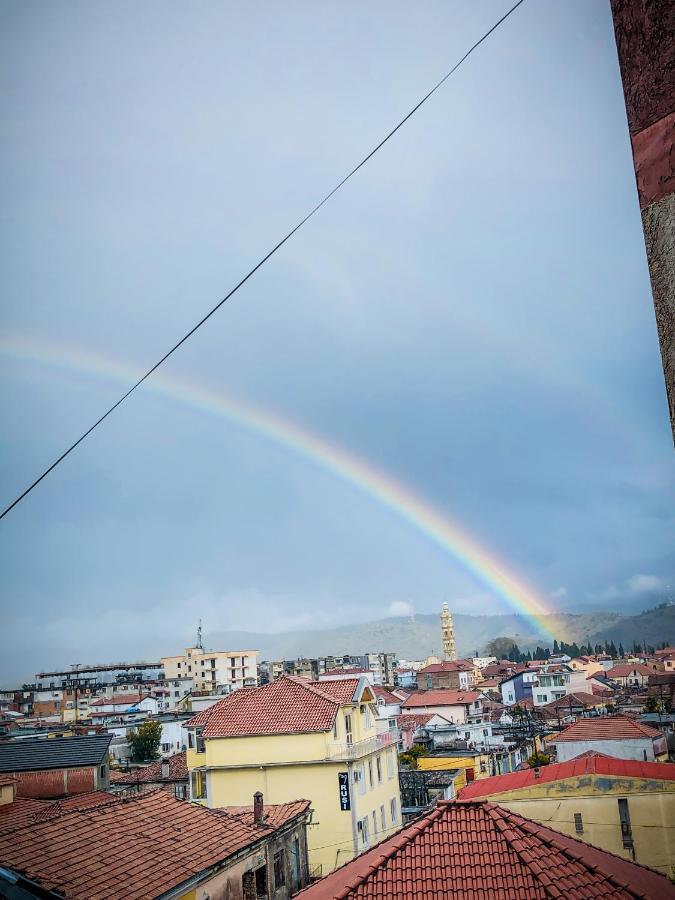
[323,668,371,676]
[109,751,188,784]
[606,664,655,678]
[186,676,360,738]
[551,714,663,742]
[219,799,311,830]
[298,800,674,899]
[459,752,675,799]
[0,789,304,899]
[0,792,118,834]
[417,661,474,674]
[372,686,401,705]
[541,692,606,711]
[0,774,16,787]
[89,694,148,707]
[401,690,481,708]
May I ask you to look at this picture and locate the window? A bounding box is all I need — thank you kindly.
[426,675,433,689]
[161,742,171,752]
[196,729,205,753]
[357,816,370,848]
[333,719,339,739]
[99,764,107,779]
[273,850,286,888]
[344,713,353,745]
[574,813,584,834]
[618,798,633,848]
[354,764,366,796]
[191,770,206,800]
[380,804,386,831]
[290,838,302,890]
[386,750,394,778]
[376,755,383,783]
[368,759,374,789]
[390,797,398,825]
[536,694,547,703]
[363,705,373,729]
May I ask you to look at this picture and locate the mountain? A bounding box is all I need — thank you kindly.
[587,603,675,651]
[205,605,675,662]
[205,609,632,661]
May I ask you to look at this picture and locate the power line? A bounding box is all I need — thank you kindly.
[1,0,526,521]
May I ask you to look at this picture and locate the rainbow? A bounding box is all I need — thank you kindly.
[1,334,561,639]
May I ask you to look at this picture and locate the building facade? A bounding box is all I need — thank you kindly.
[161,646,258,694]
[185,676,401,876]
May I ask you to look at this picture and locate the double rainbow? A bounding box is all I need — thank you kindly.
[1,334,560,639]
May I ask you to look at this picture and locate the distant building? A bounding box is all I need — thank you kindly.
[297,798,674,898]
[161,646,258,694]
[0,734,112,799]
[400,690,484,725]
[109,750,189,799]
[417,660,474,692]
[0,788,311,899]
[185,675,401,876]
[548,715,668,763]
[460,752,675,878]
[605,664,655,688]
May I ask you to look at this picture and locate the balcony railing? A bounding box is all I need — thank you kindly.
[326,729,398,761]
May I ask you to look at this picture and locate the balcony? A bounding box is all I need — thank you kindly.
[326,729,398,761]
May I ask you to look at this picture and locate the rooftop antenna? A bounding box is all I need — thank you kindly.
[196,619,204,651]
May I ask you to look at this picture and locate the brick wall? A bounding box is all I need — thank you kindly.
[13,766,97,799]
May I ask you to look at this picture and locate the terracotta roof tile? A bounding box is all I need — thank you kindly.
[459,752,675,799]
[551,714,663,742]
[396,714,448,731]
[219,799,311,829]
[606,664,655,678]
[186,676,360,738]
[0,789,304,899]
[417,661,474,674]
[401,690,482,708]
[109,751,188,784]
[297,800,674,898]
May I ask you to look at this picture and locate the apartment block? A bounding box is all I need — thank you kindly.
[161,646,258,693]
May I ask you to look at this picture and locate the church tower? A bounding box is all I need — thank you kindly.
[441,602,457,661]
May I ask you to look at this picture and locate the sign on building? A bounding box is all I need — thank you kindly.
[338,772,351,811]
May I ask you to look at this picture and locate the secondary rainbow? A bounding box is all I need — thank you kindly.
[1,334,560,639]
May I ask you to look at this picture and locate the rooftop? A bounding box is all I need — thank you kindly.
[297,800,674,899]
[550,714,663,743]
[417,661,474,674]
[109,751,188,784]
[401,690,481,708]
[0,792,119,835]
[0,734,112,772]
[186,676,367,738]
[0,788,307,900]
[219,799,311,830]
[606,664,656,678]
[460,752,675,799]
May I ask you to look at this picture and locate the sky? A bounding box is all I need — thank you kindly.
[1,0,673,685]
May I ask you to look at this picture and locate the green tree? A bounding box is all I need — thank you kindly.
[553,640,559,654]
[399,743,428,770]
[527,751,550,768]
[619,643,625,658]
[128,720,162,762]
[484,637,520,660]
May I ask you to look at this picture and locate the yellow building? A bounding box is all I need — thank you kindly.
[417,749,493,786]
[460,752,675,879]
[161,645,258,693]
[185,675,402,876]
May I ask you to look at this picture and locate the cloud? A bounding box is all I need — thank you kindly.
[591,573,667,602]
[550,586,568,599]
[387,600,415,618]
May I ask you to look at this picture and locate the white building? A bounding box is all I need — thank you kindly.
[400,691,485,725]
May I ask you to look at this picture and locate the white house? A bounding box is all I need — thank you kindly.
[400,690,484,725]
[548,715,668,763]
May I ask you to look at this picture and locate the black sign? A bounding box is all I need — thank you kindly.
[338,772,351,811]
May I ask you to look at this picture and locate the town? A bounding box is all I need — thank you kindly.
[1,603,674,897]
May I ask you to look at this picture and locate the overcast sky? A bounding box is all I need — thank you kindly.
[1,0,673,684]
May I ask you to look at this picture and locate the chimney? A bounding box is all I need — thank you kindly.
[253,791,264,825]
[161,762,170,779]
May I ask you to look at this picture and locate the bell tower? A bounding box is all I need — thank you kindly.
[441,602,457,661]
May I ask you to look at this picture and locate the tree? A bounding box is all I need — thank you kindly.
[553,640,559,654]
[399,743,428,770]
[619,643,625,658]
[528,751,550,768]
[484,637,520,660]
[128,720,162,762]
